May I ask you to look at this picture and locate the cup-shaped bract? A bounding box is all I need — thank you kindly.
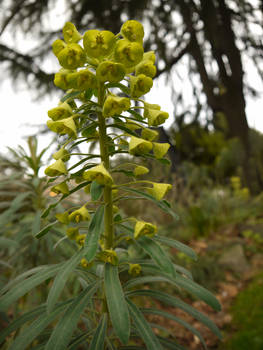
[44,159,67,177]
[128,263,142,276]
[152,142,170,159]
[129,136,152,155]
[48,102,72,121]
[57,43,86,69]
[83,164,113,185]
[53,147,70,162]
[141,128,159,141]
[144,108,169,126]
[51,181,70,195]
[121,20,144,43]
[133,165,149,177]
[54,69,73,90]
[130,74,153,98]
[63,22,82,44]
[96,61,126,83]
[147,183,172,200]
[52,39,67,57]
[135,60,156,78]
[66,227,79,240]
[143,51,156,63]
[69,205,91,223]
[56,211,69,224]
[134,220,157,239]
[67,69,97,90]
[103,95,131,117]
[114,39,144,68]
[83,30,115,59]
[47,116,77,138]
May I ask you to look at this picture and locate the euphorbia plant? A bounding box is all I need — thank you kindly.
[0,21,221,349]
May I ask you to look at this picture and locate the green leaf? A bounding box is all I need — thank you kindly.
[141,308,207,349]
[121,187,178,219]
[88,313,107,350]
[35,221,58,239]
[60,90,81,102]
[0,237,18,249]
[128,109,144,121]
[45,282,99,350]
[47,249,85,313]
[84,205,104,262]
[126,289,222,339]
[90,181,104,201]
[8,300,72,350]
[106,82,130,95]
[68,330,93,350]
[109,123,139,137]
[155,235,197,261]
[174,274,221,311]
[136,236,175,277]
[157,336,187,350]
[104,264,130,344]
[0,264,63,311]
[0,305,46,343]
[126,299,163,350]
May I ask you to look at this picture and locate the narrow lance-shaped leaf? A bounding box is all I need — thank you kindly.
[104,264,130,344]
[126,298,163,350]
[88,313,107,350]
[84,205,104,262]
[45,282,99,350]
[35,221,58,239]
[90,180,104,201]
[155,235,197,261]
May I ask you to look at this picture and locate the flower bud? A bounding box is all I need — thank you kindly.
[134,220,157,239]
[83,30,115,58]
[128,263,142,276]
[63,22,82,44]
[52,39,66,57]
[53,147,70,162]
[152,142,170,159]
[76,234,86,246]
[47,116,77,138]
[69,206,90,223]
[144,107,169,127]
[134,165,149,177]
[48,102,72,121]
[114,39,143,68]
[147,183,172,200]
[129,136,152,155]
[57,43,86,69]
[121,20,144,43]
[67,69,97,90]
[55,211,69,224]
[97,249,118,265]
[135,60,156,78]
[51,181,70,195]
[67,227,79,240]
[80,258,93,268]
[141,128,159,141]
[44,159,67,177]
[96,61,126,83]
[130,74,153,98]
[83,164,113,185]
[102,95,130,117]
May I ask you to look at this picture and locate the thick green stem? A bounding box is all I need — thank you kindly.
[97,82,114,249]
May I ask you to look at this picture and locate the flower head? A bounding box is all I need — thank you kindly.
[54,69,72,90]
[83,30,115,58]
[47,102,72,121]
[141,128,159,141]
[134,165,149,177]
[121,20,144,43]
[52,39,66,57]
[57,43,86,69]
[130,74,153,98]
[51,181,69,195]
[55,211,69,224]
[66,227,79,240]
[83,164,113,185]
[69,205,91,223]
[96,61,126,83]
[97,249,118,265]
[134,220,157,239]
[53,147,70,162]
[152,142,170,159]
[47,116,77,138]
[67,69,97,90]
[44,159,67,177]
[144,106,169,127]
[103,95,130,117]
[114,39,143,68]
[135,60,156,78]
[128,263,142,276]
[129,136,152,155]
[147,183,172,200]
[63,22,82,44]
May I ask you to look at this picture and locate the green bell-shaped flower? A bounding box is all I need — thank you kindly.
[54,69,73,90]
[147,183,172,200]
[51,181,69,195]
[57,43,86,69]
[141,128,159,141]
[97,249,118,265]
[47,102,72,121]
[134,165,149,177]
[63,22,82,44]
[114,39,143,68]
[55,211,69,224]
[69,205,91,223]
[96,61,126,83]
[47,116,77,138]
[128,263,142,276]
[66,227,79,240]
[76,234,86,246]
[144,106,169,127]
[83,164,113,185]
[121,20,144,43]
[134,220,157,239]
[67,68,97,90]
[143,51,156,63]
[130,74,153,98]
[129,136,152,155]
[102,95,130,117]
[52,39,66,57]
[44,159,67,177]
[83,30,115,59]
[53,146,70,162]
[135,60,156,78]
[152,142,170,159]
